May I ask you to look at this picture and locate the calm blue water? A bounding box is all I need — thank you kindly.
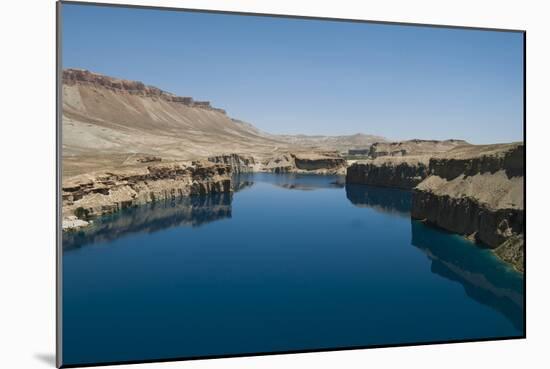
[62,173,524,366]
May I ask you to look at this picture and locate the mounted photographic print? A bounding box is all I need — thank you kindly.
[57,1,525,367]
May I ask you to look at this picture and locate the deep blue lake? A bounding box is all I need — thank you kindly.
[62,173,524,366]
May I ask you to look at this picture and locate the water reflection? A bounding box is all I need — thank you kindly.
[345,184,411,217]
[243,173,345,191]
[231,174,255,192]
[63,192,233,251]
[411,220,524,331]
[63,175,524,335]
[63,174,345,251]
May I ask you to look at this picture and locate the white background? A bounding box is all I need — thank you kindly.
[1,0,548,368]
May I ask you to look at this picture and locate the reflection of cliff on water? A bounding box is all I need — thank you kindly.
[242,173,345,191]
[345,184,411,217]
[231,175,255,192]
[411,220,524,331]
[63,192,233,251]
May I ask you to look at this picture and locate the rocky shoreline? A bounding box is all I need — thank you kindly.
[62,150,350,231]
[345,142,525,272]
[207,151,348,175]
[63,142,525,272]
[62,160,232,231]
[411,143,524,271]
[60,69,525,273]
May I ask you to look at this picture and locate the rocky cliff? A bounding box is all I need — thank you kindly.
[262,152,347,175]
[411,143,524,271]
[346,157,429,189]
[62,161,232,230]
[208,154,256,173]
[345,139,469,189]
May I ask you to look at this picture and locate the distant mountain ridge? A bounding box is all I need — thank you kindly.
[277,133,387,152]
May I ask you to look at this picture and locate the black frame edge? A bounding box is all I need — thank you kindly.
[56,1,63,367]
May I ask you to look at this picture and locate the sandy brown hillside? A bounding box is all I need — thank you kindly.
[62,69,284,175]
[62,69,385,177]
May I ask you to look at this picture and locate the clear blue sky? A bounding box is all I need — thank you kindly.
[61,3,524,144]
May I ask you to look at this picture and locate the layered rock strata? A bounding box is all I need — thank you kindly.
[411,143,524,272]
[62,161,232,230]
[63,69,226,114]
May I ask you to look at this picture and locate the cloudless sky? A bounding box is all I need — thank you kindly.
[62,3,524,144]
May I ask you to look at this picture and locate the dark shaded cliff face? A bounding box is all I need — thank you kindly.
[346,159,429,189]
[411,143,524,272]
[412,193,524,248]
[428,144,524,180]
[345,139,471,190]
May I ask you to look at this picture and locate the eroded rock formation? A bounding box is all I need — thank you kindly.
[62,161,232,231]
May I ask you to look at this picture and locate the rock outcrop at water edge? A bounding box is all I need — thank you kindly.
[411,143,524,272]
[62,161,232,231]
